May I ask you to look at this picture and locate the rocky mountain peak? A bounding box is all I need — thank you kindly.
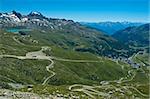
[11,10,22,19]
[0,11,78,28]
[28,11,43,17]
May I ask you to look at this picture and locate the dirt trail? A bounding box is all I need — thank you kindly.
[13,36,25,45]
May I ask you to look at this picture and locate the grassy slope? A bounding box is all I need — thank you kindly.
[112,24,149,47]
[0,30,40,56]
[28,29,127,56]
[0,30,128,85]
[48,59,127,85]
[0,30,149,98]
[0,58,50,84]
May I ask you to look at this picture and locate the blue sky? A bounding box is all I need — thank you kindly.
[0,0,149,22]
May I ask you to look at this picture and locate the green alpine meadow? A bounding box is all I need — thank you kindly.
[0,0,149,98]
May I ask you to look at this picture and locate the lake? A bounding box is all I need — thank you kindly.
[7,28,31,33]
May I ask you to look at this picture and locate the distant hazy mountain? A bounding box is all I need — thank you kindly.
[112,24,149,47]
[80,22,143,35]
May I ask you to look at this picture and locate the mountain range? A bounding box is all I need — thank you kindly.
[0,11,149,98]
[80,21,144,35]
[0,11,149,56]
[0,11,129,57]
[0,11,77,29]
[113,24,149,47]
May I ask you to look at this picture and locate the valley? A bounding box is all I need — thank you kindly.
[0,28,149,98]
[0,11,149,99]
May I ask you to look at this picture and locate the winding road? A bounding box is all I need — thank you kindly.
[0,46,102,85]
[68,51,149,99]
[1,36,148,98]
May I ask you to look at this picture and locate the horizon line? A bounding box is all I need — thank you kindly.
[0,10,149,23]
